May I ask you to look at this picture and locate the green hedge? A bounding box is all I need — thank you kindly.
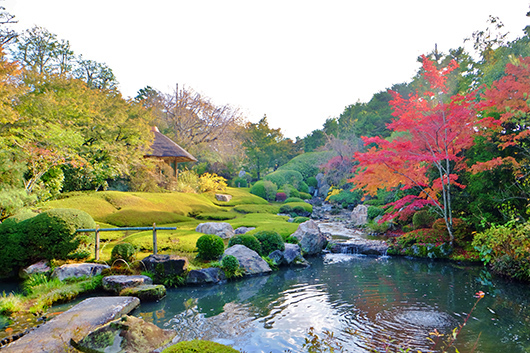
[254,230,285,256]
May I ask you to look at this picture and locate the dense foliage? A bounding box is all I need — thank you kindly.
[195,234,225,260]
[254,230,285,257]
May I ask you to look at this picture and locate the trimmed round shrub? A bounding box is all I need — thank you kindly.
[231,177,248,188]
[162,339,238,353]
[111,243,136,263]
[250,181,267,199]
[285,197,304,203]
[293,205,310,216]
[367,206,385,220]
[228,234,262,254]
[283,184,300,198]
[254,230,285,256]
[298,181,309,193]
[196,234,225,260]
[293,216,310,223]
[412,210,436,229]
[279,204,293,214]
[276,192,287,202]
[299,192,312,200]
[306,177,318,188]
[221,255,240,275]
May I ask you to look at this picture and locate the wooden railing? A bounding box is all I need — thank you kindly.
[77,223,177,260]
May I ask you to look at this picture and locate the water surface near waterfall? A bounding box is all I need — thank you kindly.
[135,254,530,352]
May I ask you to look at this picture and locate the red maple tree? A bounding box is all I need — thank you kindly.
[350,56,482,243]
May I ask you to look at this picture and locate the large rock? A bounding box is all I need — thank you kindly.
[351,204,368,226]
[140,254,188,278]
[120,284,166,301]
[330,240,389,256]
[20,261,51,279]
[71,315,175,353]
[223,245,271,276]
[102,275,153,293]
[283,243,302,265]
[268,250,284,265]
[3,297,140,353]
[196,222,235,239]
[186,267,226,285]
[52,263,110,281]
[292,220,328,255]
[215,194,233,202]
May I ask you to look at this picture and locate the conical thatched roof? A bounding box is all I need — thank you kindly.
[145,126,197,162]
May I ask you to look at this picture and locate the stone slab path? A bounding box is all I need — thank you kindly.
[3,296,140,353]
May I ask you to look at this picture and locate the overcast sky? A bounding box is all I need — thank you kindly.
[3,1,530,139]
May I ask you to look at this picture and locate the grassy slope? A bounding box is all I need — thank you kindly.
[40,188,297,261]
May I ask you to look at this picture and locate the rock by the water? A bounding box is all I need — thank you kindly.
[283,243,302,265]
[215,194,233,202]
[71,315,175,353]
[268,250,284,265]
[196,222,235,239]
[292,220,328,255]
[223,245,271,276]
[330,240,389,256]
[141,254,188,278]
[52,263,110,281]
[20,261,51,279]
[120,284,166,301]
[4,297,139,353]
[235,226,256,235]
[351,204,368,226]
[186,267,226,285]
[103,275,153,293]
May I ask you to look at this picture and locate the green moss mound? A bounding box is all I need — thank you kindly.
[228,234,262,254]
[196,234,225,260]
[254,230,285,256]
[162,340,238,353]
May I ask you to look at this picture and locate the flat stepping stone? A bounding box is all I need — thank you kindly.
[120,284,166,301]
[103,275,153,293]
[3,296,140,353]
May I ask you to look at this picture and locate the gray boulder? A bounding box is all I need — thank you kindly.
[141,254,188,278]
[292,220,328,255]
[186,267,226,285]
[52,263,110,281]
[351,204,368,226]
[196,222,235,239]
[20,260,51,279]
[102,275,153,293]
[268,250,284,265]
[223,244,271,276]
[235,226,256,235]
[215,194,233,202]
[283,243,302,265]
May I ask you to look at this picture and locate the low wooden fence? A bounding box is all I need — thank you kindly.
[76,223,177,261]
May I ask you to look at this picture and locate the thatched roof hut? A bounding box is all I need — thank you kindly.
[145,126,197,176]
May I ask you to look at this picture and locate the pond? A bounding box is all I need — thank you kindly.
[135,254,530,353]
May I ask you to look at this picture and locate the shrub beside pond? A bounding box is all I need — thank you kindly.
[254,231,285,257]
[228,234,262,254]
[196,234,225,260]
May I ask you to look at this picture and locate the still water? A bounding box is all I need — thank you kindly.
[135,254,530,353]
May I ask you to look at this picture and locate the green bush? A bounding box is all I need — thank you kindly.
[279,204,293,214]
[293,216,310,223]
[298,181,309,193]
[328,189,362,208]
[285,197,304,203]
[282,184,300,198]
[306,177,318,188]
[196,234,225,260]
[254,230,285,256]
[162,340,238,353]
[367,206,385,220]
[412,210,436,229]
[228,234,262,254]
[231,177,248,188]
[111,243,136,263]
[233,204,280,214]
[263,170,304,190]
[221,255,240,277]
[249,181,267,199]
[299,192,312,200]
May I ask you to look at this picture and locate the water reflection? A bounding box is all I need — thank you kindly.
[136,254,530,352]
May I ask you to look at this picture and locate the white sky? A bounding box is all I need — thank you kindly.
[3,1,530,139]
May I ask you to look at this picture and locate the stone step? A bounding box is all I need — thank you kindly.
[3,296,140,353]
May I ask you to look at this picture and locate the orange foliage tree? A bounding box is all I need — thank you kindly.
[350,56,484,244]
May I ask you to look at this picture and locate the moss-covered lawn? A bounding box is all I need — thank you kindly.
[40,188,301,262]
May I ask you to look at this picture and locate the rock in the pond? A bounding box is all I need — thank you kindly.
[215,194,233,202]
[140,254,188,278]
[235,226,256,235]
[71,315,175,353]
[268,250,284,265]
[186,267,226,285]
[103,275,153,294]
[283,243,303,265]
[196,222,235,239]
[52,263,110,281]
[223,245,271,276]
[119,284,166,301]
[20,260,51,279]
[292,220,328,255]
